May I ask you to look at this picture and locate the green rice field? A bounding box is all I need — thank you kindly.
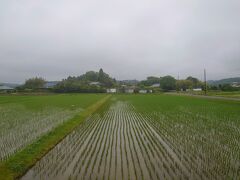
[0,94,106,161]
[1,94,240,179]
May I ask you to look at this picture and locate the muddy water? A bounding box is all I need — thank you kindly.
[21,101,189,180]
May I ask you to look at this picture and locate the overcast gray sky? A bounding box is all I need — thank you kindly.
[0,0,240,83]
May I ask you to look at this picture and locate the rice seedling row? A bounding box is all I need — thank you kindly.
[0,94,105,162]
[20,94,240,179]
[22,101,194,179]
[124,94,240,179]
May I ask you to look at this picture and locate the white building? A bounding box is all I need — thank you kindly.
[125,89,134,93]
[44,81,59,88]
[107,88,117,93]
[89,82,101,86]
[231,82,240,88]
[193,88,202,91]
[139,89,147,94]
[151,83,160,88]
[0,85,14,93]
[187,88,202,91]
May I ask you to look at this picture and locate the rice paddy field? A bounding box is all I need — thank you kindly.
[0,94,106,161]
[178,90,240,99]
[208,91,240,99]
[1,94,240,179]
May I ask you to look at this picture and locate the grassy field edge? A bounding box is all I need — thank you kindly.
[0,95,111,180]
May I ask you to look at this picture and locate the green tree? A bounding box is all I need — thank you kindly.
[84,71,99,81]
[97,68,115,87]
[139,76,160,86]
[98,68,104,83]
[23,77,46,89]
[146,76,160,84]
[176,80,192,91]
[160,76,176,91]
[186,76,202,88]
[53,69,116,92]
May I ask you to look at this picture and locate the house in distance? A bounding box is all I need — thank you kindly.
[107,88,117,93]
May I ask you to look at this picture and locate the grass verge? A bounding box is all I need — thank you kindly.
[0,95,111,180]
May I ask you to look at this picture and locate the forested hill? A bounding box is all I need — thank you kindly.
[208,77,240,85]
[53,69,116,93]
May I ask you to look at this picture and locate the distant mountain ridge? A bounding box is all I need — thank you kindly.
[0,83,21,88]
[208,77,240,85]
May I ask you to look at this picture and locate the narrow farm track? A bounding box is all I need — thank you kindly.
[21,101,195,180]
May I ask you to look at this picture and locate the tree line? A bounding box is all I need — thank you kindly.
[17,69,239,93]
[139,76,204,91]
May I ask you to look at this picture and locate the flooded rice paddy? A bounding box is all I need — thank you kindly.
[0,105,82,161]
[21,100,240,180]
[22,102,185,179]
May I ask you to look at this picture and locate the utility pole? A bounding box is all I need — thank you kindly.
[204,69,207,95]
[177,73,180,93]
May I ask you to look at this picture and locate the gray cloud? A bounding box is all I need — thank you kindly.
[0,0,240,83]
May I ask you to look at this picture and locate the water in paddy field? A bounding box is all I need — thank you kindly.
[22,101,175,180]
[21,101,240,180]
[0,105,83,161]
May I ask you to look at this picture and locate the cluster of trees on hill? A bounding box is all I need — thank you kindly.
[138,75,204,91]
[53,69,116,93]
[17,69,116,93]
[139,76,160,87]
[17,77,46,91]
[16,70,239,93]
[18,74,203,92]
[176,76,204,91]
